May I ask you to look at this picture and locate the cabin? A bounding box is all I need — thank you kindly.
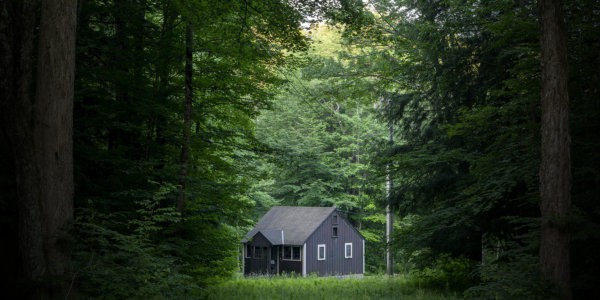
[242,206,365,277]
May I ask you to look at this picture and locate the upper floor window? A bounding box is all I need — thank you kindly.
[333,215,338,224]
[345,243,353,258]
[333,226,338,237]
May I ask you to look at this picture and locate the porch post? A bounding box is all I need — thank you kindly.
[277,246,280,275]
[302,243,307,277]
[241,243,245,275]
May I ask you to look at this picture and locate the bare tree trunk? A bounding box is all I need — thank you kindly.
[538,0,571,299]
[178,24,193,214]
[1,0,76,298]
[385,119,393,277]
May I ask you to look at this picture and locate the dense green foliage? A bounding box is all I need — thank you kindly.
[72,0,599,297]
[251,25,393,274]
[1,0,598,298]
[324,0,599,298]
[251,0,598,298]
[70,0,312,297]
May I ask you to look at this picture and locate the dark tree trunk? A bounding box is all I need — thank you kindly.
[1,0,41,295]
[151,2,177,166]
[1,0,76,298]
[109,0,128,152]
[178,24,193,213]
[538,0,571,299]
[34,0,77,288]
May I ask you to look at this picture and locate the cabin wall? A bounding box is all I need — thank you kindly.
[243,233,272,275]
[305,212,364,276]
[279,259,302,275]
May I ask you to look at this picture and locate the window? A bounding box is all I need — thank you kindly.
[333,215,338,224]
[318,244,326,260]
[245,244,252,258]
[345,243,352,258]
[292,246,301,260]
[254,246,263,258]
[283,246,302,261]
[283,245,291,260]
[332,226,338,237]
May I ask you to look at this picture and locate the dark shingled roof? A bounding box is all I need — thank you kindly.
[242,206,336,245]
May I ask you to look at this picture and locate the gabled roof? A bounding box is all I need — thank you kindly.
[242,206,336,245]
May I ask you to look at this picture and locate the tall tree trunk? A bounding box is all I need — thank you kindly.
[34,0,77,289]
[538,0,571,299]
[178,24,193,213]
[385,116,393,277]
[1,1,41,295]
[151,3,177,164]
[1,0,76,298]
[109,0,128,151]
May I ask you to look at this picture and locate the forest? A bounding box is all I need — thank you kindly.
[0,0,598,299]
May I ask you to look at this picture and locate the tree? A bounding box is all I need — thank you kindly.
[0,0,77,298]
[538,0,572,298]
[69,0,314,296]
[178,23,193,214]
[252,24,390,272]
[334,0,543,293]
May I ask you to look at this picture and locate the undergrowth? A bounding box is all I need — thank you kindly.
[202,275,460,300]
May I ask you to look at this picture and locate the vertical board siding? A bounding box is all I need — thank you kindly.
[243,232,272,275]
[279,260,302,275]
[305,212,364,276]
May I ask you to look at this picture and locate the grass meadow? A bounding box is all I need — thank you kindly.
[203,275,460,300]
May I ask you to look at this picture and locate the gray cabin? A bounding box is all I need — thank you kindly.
[242,206,365,277]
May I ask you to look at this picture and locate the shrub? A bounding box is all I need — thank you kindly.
[465,254,549,299]
[409,255,477,292]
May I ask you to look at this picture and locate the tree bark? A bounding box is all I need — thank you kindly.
[538,0,571,299]
[178,24,193,214]
[34,0,77,286]
[1,0,77,297]
[1,0,42,292]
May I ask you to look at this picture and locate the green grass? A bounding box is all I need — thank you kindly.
[203,275,461,300]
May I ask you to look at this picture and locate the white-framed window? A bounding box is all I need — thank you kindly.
[345,242,352,258]
[245,244,252,258]
[283,246,302,261]
[318,244,326,260]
